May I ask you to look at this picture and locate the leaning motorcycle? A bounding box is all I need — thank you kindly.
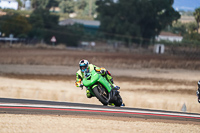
[82,70,124,107]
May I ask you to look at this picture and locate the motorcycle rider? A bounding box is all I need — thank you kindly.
[75,59,120,98]
[196,80,200,103]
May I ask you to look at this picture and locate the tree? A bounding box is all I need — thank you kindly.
[186,22,198,33]
[96,0,180,47]
[0,13,32,37]
[169,21,187,35]
[59,0,75,13]
[31,0,59,9]
[82,0,97,17]
[183,22,200,42]
[31,0,48,9]
[193,7,200,33]
[16,0,23,9]
[28,7,83,46]
[28,8,59,39]
[73,0,97,19]
[76,0,87,10]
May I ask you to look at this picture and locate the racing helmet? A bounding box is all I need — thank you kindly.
[79,59,89,72]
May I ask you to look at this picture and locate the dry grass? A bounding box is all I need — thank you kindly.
[0,47,200,70]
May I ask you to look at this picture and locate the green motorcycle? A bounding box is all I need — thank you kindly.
[82,70,123,107]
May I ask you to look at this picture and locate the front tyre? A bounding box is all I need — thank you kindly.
[93,85,110,106]
[114,95,123,107]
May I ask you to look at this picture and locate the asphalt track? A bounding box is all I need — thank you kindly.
[0,98,200,122]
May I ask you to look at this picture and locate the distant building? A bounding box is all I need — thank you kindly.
[59,19,183,42]
[0,0,18,10]
[59,19,100,27]
[59,19,100,34]
[156,31,183,42]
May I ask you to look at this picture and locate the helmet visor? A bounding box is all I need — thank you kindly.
[80,66,87,72]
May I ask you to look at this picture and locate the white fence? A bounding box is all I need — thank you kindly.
[0,37,19,41]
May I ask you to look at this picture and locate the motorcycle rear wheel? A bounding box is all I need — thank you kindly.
[93,85,110,106]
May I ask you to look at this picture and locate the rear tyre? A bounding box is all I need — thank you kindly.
[93,85,110,106]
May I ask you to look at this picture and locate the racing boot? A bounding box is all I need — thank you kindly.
[108,103,115,106]
[121,103,125,107]
[86,89,92,98]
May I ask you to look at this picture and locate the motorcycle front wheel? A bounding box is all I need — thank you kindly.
[93,85,110,106]
[114,94,123,107]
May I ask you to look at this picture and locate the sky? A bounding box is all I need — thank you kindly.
[173,0,200,11]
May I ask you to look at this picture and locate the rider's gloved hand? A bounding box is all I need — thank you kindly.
[80,84,83,87]
[79,83,83,89]
[76,82,83,87]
